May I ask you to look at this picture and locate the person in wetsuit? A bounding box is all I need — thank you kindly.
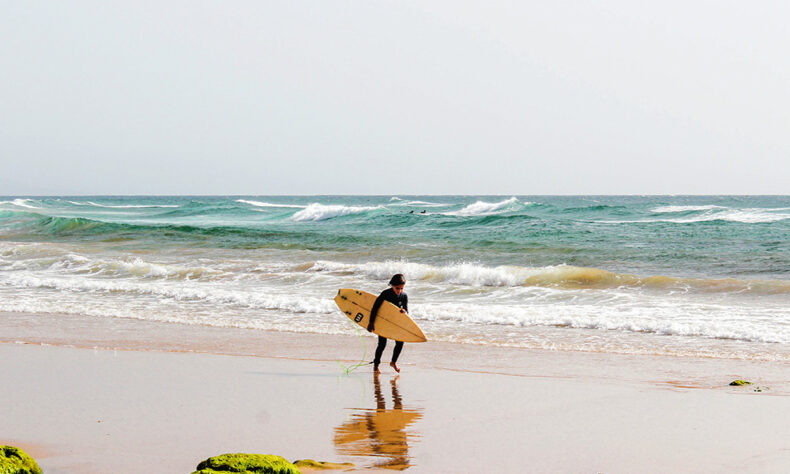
[367,273,408,374]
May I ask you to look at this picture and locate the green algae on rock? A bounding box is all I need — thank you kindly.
[0,446,42,474]
[729,380,753,386]
[293,459,355,471]
[192,453,300,474]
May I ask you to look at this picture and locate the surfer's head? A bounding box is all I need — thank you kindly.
[389,273,406,295]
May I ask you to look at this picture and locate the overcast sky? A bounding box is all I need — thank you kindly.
[1,1,788,195]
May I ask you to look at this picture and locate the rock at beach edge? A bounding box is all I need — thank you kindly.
[0,446,42,474]
[192,453,300,474]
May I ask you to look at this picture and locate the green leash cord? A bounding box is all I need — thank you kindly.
[337,321,370,375]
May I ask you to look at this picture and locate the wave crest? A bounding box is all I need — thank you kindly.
[607,207,790,224]
[444,197,521,217]
[651,205,726,213]
[291,203,382,221]
[306,260,790,294]
[389,199,449,208]
[0,199,41,209]
[236,199,306,209]
[0,274,336,314]
[67,201,180,209]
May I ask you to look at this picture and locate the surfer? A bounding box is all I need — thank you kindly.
[368,274,408,374]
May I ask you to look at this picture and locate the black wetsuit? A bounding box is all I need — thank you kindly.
[368,287,408,366]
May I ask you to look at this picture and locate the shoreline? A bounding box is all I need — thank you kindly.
[3,311,790,392]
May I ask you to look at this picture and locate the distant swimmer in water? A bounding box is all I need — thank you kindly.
[368,273,408,374]
[420,210,426,214]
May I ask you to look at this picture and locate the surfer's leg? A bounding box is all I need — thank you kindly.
[390,341,404,373]
[391,341,404,362]
[373,336,387,373]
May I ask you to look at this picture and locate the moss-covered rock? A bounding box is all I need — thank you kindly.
[0,446,42,474]
[729,380,752,386]
[192,453,300,474]
[293,459,355,471]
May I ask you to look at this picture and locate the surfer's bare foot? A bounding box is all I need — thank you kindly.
[390,362,400,373]
[373,364,381,374]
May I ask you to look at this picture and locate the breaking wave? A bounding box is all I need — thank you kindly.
[603,207,790,224]
[67,201,180,209]
[651,205,726,213]
[305,260,790,294]
[0,199,41,209]
[0,273,336,315]
[291,203,382,221]
[389,199,449,208]
[443,197,522,216]
[235,199,306,209]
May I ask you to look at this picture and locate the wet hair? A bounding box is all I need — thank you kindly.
[389,274,406,286]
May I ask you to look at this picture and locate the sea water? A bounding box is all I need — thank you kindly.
[1,195,788,360]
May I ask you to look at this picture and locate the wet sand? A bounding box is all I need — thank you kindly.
[2,313,790,472]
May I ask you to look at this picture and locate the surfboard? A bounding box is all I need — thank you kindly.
[334,288,427,343]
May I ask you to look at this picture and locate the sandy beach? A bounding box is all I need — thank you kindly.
[4,0,790,469]
[3,312,790,473]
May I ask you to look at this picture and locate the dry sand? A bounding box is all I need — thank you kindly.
[2,312,790,473]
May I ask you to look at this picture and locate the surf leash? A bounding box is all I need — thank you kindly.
[337,320,370,375]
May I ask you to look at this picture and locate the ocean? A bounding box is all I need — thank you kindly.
[1,195,789,361]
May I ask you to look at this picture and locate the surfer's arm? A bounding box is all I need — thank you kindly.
[368,294,385,331]
[402,294,408,313]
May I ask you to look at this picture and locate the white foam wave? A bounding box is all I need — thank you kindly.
[711,209,790,223]
[308,260,538,287]
[76,256,224,280]
[390,200,449,208]
[0,273,336,314]
[291,203,381,221]
[0,249,229,281]
[2,272,786,345]
[444,197,520,216]
[66,201,179,208]
[606,208,790,224]
[0,199,41,209]
[415,301,789,344]
[236,199,306,209]
[651,205,726,213]
[304,259,790,294]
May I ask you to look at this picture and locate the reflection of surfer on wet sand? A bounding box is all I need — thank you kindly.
[334,374,423,470]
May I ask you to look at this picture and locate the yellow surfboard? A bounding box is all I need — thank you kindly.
[334,288,427,342]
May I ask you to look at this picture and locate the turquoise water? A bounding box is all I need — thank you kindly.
[1,195,789,360]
